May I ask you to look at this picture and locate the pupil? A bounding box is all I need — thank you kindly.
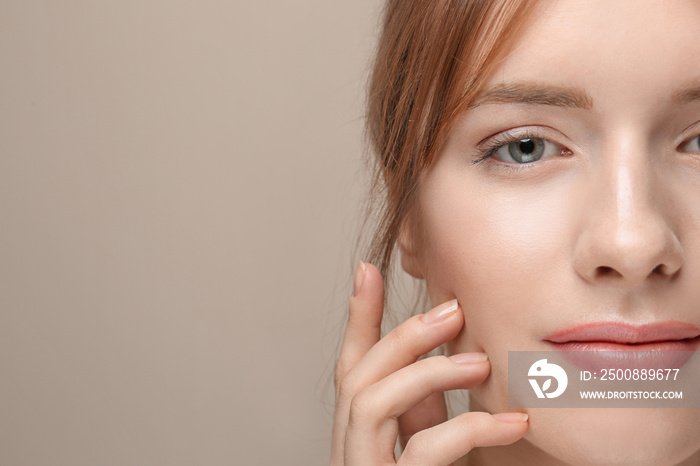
[507,137,545,163]
[519,139,535,154]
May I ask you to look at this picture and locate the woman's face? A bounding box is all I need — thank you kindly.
[402,0,700,464]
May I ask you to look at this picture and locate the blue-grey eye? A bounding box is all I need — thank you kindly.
[492,137,562,164]
[510,138,544,163]
[680,134,700,153]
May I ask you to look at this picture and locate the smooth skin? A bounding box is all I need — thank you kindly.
[333,0,700,464]
[401,0,700,464]
[330,262,528,465]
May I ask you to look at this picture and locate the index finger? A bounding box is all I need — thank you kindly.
[335,261,385,389]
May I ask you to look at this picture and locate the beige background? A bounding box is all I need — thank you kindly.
[0,2,380,464]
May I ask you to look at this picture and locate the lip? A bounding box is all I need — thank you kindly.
[545,320,700,344]
[543,321,700,371]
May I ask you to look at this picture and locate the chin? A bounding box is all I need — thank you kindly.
[525,408,700,466]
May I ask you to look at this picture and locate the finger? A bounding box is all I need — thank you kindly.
[335,299,464,464]
[397,411,528,466]
[344,353,490,465]
[331,261,384,465]
[335,261,384,389]
[339,299,464,406]
[398,392,447,449]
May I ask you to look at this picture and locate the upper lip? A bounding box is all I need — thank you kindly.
[544,321,700,344]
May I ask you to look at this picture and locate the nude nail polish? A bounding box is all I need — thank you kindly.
[449,353,488,364]
[493,413,529,423]
[421,299,459,323]
[353,260,366,296]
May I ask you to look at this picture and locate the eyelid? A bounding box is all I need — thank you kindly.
[671,115,700,149]
[678,127,700,153]
[679,135,700,153]
[473,126,571,164]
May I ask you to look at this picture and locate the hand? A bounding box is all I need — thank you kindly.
[330,262,528,465]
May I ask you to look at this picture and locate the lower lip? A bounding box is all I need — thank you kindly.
[546,337,700,372]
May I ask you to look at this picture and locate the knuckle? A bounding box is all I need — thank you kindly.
[415,354,451,379]
[401,430,431,463]
[337,371,360,403]
[334,359,350,389]
[454,412,488,446]
[468,411,494,426]
[387,317,419,354]
[348,387,379,423]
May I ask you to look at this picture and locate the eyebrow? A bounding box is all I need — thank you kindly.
[672,80,700,105]
[469,82,594,110]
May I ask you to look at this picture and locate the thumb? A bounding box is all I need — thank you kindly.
[398,391,448,449]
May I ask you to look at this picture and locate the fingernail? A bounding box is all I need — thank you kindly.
[449,352,488,364]
[493,413,529,423]
[353,260,366,296]
[420,299,459,323]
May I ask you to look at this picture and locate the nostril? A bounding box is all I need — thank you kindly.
[596,266,616,277]
[595,264,669,281]
[592,266,625,281]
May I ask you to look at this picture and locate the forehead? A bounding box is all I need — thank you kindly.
[483,0,700,112]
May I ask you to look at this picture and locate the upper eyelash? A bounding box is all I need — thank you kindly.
[471,128,700,170]
[472,128,548,165]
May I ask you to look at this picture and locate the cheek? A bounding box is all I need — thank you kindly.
[417,172,581,425]
[418,175,577,348]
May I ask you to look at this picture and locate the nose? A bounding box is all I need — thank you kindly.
[573,141,684,289]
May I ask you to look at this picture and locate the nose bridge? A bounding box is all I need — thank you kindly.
[609,143,652,250]
[575,131,683,287]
